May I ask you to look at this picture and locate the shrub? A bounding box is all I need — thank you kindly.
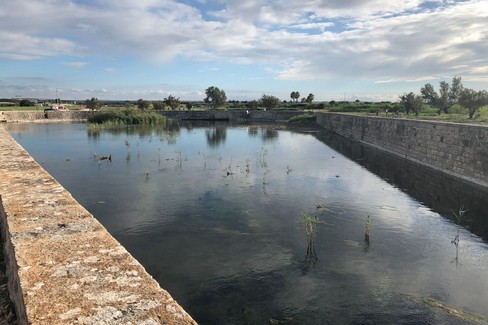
[88,107,165,126]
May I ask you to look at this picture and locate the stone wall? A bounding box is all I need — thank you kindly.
[160,109,312,122]
[316,113,488,188]
[0,127,196,325]
[0,111,95,122]
[0,111,45,122]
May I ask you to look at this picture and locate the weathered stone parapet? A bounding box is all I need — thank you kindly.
[159,109,312,122]
[317,113,488,188]
[0,127,197,324]
[0,111,96,122]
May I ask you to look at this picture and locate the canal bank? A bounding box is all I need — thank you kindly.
[1,110,487,323]
[0,126,196,324]
[316,113,488,189]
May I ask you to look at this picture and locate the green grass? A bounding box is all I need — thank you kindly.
[335,105,488,125]
[288,114,317,123]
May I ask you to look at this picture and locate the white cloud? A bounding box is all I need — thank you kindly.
[0,31,76,60]
[0,0,487,99]
[62,61,88,69]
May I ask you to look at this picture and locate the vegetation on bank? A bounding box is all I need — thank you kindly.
[87,107,165,130]
[288,114,317,124]
[2,76,488,124]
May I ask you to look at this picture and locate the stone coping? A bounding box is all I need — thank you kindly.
[0,126,197,324]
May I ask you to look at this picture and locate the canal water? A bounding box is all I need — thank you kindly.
[6,122,488,324]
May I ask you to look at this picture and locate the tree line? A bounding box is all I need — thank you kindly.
[84,78,488,118]
[85,87,316,111]
[400,77,488,118]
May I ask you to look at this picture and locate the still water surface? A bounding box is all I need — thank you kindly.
[6,122,488,324]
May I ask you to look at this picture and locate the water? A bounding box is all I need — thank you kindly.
[6,122,488,324]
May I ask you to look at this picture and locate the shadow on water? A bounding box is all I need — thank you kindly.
[314,128,488,242]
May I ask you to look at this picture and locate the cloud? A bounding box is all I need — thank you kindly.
[0,31,76,60]
[62,61,88,69]
[0,0,487,100]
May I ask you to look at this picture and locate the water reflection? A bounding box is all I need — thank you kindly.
[5,122,488,325]
[87,122,179,145]
[314,129,488,242]
[248,126,280,142]
[205,128,227,147]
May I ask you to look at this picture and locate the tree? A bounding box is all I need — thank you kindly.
[260,94,280,110]
[306,93,314,105]
[204,86,227,109]
[246,100,258,110]
[137,99,149,110]
[458,88,488,119]
[400,92,423,116]
[19,99,34,107]
[420,76,463,114]
[164,95,180,110]
[290,91,300,103]
[185,102,193,110]
[85,97,101,110]
[152,100,165,110]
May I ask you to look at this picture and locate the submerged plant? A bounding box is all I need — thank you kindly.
[258,147,268,168]
[300,212,319,274]
[451,204,467,262]
[301,213,319,243]
[316,203,327,216]
[364,214,372,244]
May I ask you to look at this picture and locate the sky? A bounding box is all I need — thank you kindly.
[1,0,487,102]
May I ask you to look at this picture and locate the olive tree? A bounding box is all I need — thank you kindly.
[400,92,423,116]
[260,94,280,110]
[164,95,180,110]
[420,76,463,114]
[152,100,165,110]
[204,86,227,109]
[137,98,150,110]
[458,88,488,119]
[86,97,101,110]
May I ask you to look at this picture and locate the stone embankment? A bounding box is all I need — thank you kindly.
[0,110,96,123]
[1,110,487,324]
[316,113,488,188]
[160,109,310,122]
[0,127,196,324]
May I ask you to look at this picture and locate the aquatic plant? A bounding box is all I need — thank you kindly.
[258,147,268,168]
[175,150,182,169]
[316,203,327,215]
[301,213,319,243]
[451,204,467,262]
[286,165,293,174]
[87,107,165,126]
[364,214,371,243]
[300,212,319,274]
